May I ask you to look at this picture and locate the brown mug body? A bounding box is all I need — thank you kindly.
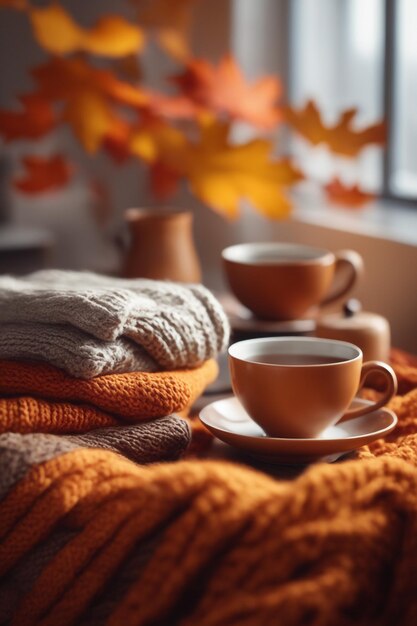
[222,243,363,320]
[228,337,397,439]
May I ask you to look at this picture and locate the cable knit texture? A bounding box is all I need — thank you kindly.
[1,351,417,626]
[0,271,230,377]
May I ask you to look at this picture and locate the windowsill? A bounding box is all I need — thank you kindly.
[291,189,417,247]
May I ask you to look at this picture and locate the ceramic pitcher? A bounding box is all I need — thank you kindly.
[120,207,202,283]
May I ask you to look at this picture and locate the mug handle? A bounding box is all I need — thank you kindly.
[339,361,398,421]
[320,250,364,307]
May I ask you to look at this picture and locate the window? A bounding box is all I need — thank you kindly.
[233,0,417,204]
[290,0,417,202]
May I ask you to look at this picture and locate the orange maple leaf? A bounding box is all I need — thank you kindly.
[13,155,73,194]
[32,57,148,108]
[142,90,201,120]
[29,5,144,57]
[102,118,133,163]
[134,0,197,60]
[324,178,376,208]
[285,100,386,157]
[173,55,282,129]
[31,58,148,152]
[0,94,56,141]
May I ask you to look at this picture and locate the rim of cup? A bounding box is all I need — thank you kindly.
[228,337,363,367]
[222,242,335,266]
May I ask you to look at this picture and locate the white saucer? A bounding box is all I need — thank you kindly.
[199,396,397,464]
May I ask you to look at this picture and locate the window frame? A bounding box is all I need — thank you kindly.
[382,0,416,205]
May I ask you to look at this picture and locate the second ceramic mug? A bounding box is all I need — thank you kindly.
[228,337,398,439]
[222,242,364,320]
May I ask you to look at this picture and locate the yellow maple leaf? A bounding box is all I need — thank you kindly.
[132,120,301,219]
[130,119,187,163]
[30,5,144,57]
[63,91,116,153]
[185,123,302,218]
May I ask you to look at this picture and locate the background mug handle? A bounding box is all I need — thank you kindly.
[320,250,364,307]
[339,361,397,421]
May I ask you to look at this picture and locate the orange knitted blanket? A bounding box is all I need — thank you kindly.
[1,351,417,626]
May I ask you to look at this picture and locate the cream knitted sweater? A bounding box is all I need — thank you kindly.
[0,271,229,378]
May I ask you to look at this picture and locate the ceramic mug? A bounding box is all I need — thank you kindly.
[228,337,397,438]
[222,242,364,320]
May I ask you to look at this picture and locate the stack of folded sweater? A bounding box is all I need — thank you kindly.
[0,270,229,463]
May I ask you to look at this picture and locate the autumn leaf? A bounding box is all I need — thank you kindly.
[130,118,187,164]
[0,0,27,9]
[32,58,148,152]
[102,118,133,163]
[285,100,386,157]
[130,119,193,196]
[324,178,376,208]
[157,31,191,62]
[32,57,148,108]
[0,94,56,141]
[173,55,282,129]
[132,120,301,218]
[134,0,197,60]
[30,5,144,57]
[182,122,301,218]
[13,155,73,194]
[144,91,201,120]
[63,90,116,153]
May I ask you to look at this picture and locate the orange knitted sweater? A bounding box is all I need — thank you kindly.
[1,352,417,626]
[0,358,218,430]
